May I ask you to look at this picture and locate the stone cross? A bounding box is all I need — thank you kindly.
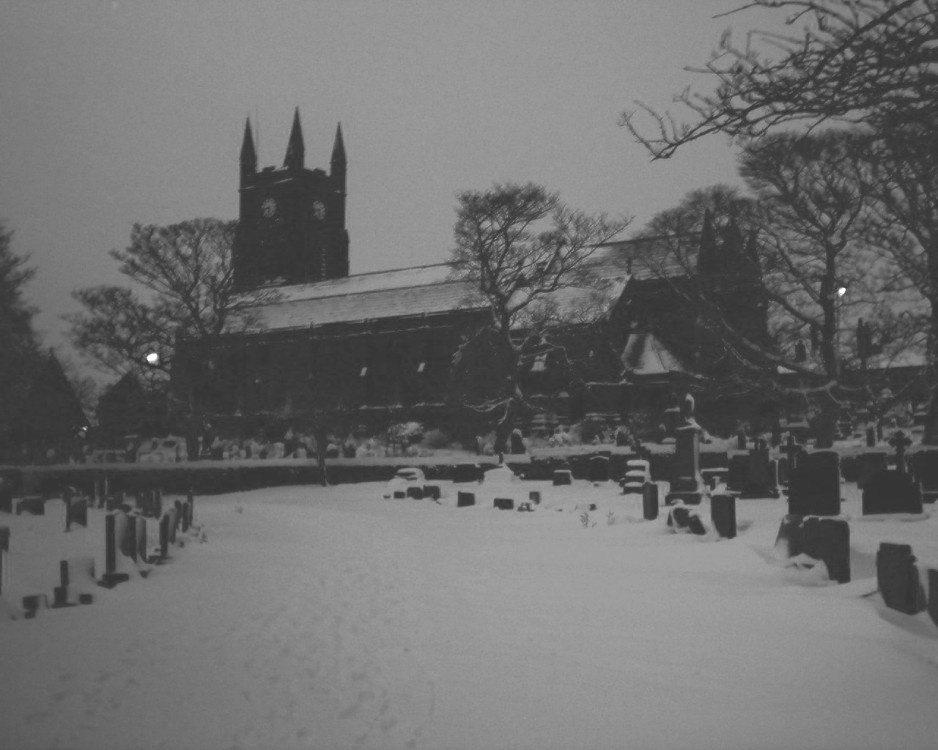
[889,430,913,474]
[780,435,802,471]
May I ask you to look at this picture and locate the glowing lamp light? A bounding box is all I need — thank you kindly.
[836,286,847,298]
[145,351,161,367]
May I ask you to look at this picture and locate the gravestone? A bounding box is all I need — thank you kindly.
[861,470,923,515]
[667,505,706,535]
[665,425,706,505]
[642,482,658,520]
[54,557,95,607]
[406,486,423,500]
[65,496,88,531]
[101,512,131,588]
[456,491,475,508]
[166,507,177,543]
[736,429,747,451]
[181,501,191,532]
[588,455,610,483]
[620,459,650,494]
[156,513,171,561]
[787,451,842,516]
[187,487,196,526]
[552,469,573,486]
[876,543,926,614]
[802,517,850,583]
[494,497,514,510]
[152,488,163,518]
[528,491,541,505]
[453,463,481,483]
[15,496,45,516]
[776,457,790,487]
[393,490,406,499]
[174,500,184,533]
[888,430,913,474]
[727,445,780,498]
[127,516,147,563]
[855,452,888,489]
[866,426,876,447]
[0,480,11,514]
[910,451,938,503]
[710,494,737,539]
[0,527,8,600]
[423,485,441,500]
[780,435,804,473]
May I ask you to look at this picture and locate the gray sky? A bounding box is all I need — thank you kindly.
[0,1,755,378]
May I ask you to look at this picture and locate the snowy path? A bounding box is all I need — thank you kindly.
[2,482,938,749]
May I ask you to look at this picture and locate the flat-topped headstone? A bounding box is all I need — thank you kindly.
[787,451,841,516]
[101,512,131,588]
[552,470,573,486]
[494,497,514,510]
[802,517,850,583]
[456,491,475,508]
[642,482,659,520]
[710,494,737,539]
[876,543,926,614]
[423,485,441,500]
[406,486,423,500]
[588,455,610,483]
[862,469,923,515]
[865,426,876,447]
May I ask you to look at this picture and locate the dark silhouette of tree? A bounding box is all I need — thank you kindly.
[449,182,630,445]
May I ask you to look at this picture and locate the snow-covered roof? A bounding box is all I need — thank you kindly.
[620,332,688,378]
[230,241,657,334]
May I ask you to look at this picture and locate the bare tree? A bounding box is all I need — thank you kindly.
[449,182,630,445]
[68,219,276,381]
[622,0,938,159]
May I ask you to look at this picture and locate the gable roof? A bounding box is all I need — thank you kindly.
[620,331,689,378]
[229,237,690,335]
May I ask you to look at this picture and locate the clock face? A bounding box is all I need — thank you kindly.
[262,198,277,218]
[312,200,326,221]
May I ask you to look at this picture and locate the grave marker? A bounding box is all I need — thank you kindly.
[710,494,737,539]
[620,459,650,494]
[456,491,475,508]
[928,569,938,629]
[494,497,514,510]
[100,512,131,588]
[910,451,938,504]
[528,491,541,505]
[588,455,610,483]
[552,470,573,486]
[423,485,441,500]
[0,527,8,601]
[65,495,89,531]
[780,435,804,473]
[876,543,926,614]
[406,486,424,500]
[642,482,658,521]
[861,469,923,515]
[665,425,706,505]
[54,557,95,607]
[774,514,804,558]
[787,451,842,516]
[888,430,913,474]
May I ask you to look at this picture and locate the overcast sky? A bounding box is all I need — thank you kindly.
[0,0,761,378]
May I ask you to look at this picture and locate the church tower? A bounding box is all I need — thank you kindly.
[233,109,349,290]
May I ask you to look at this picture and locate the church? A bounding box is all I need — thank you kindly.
[171,111,769,444]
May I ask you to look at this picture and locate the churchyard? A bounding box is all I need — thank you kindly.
[2,427,938,749]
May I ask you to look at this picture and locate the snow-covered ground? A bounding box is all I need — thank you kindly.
[2,474,938,750]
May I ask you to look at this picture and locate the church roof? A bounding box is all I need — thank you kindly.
[230,238,688,334]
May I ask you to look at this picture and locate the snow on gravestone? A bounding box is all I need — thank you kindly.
[665,425,705,505]
[787,451,842,517]
[588,455,610,483]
